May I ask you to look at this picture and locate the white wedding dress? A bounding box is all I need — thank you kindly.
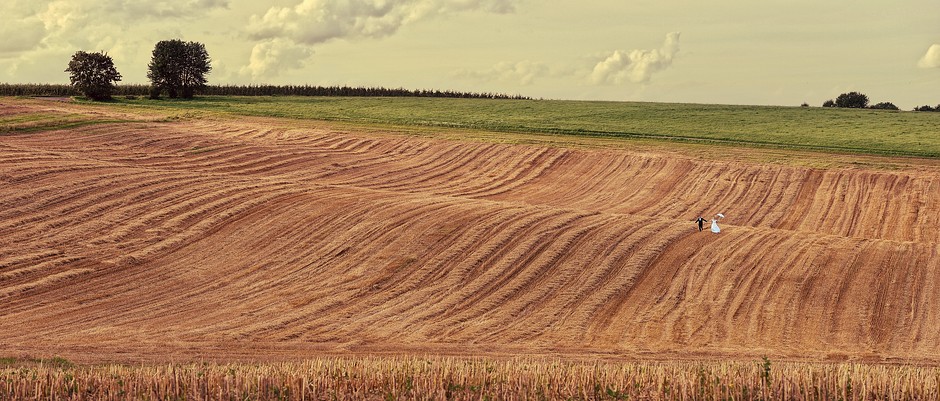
[711,219,720,233]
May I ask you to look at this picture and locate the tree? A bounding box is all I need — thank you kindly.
[869,102,899,110]
[834,91,869,108]
[147,39,211,99]
[822,99,835,108]
[64,51,122,101]
[914,105,937,112]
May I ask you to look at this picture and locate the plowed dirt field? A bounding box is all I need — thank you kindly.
[2,98,939,364]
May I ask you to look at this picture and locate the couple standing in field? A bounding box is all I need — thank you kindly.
[695,213,724,233]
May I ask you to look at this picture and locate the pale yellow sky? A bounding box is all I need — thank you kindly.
[2,0,939,108]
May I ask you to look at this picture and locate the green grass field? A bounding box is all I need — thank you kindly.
[63,96,940,158]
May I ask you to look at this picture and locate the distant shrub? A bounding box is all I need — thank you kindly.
[869,102,899,110]
[822,99,835,107]
[835,92,869,108]
[914,105,936,112]
[800,102,809,107]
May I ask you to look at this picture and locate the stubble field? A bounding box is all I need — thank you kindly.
[2,97,940,398]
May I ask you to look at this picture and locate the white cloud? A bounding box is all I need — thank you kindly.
[919,44,940,69]
[241,0,518,79]
[248,0,516,45]
[454,60,549,85]
[240,38,314,79]
[591,32,680,85]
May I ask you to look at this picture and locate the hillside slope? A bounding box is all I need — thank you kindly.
[1,99,939,363]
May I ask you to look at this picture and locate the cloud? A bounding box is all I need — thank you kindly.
[5,0,231,55]
[591,32,680,85]
[0,0,233,82]
[240,39,314,79]
[248,0,516,45]
[33,0,229,28]
[919,44,940,69]
[454,60,549,85]
[241,0,517,79]
[100,0,230,19]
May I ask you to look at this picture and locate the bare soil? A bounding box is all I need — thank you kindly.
[2,99,939,365]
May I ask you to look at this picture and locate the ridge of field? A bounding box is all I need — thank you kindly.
[2,98,940,365]
[96,96,940,158]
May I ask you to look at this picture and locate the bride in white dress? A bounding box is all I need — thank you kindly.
[711,213,724,233]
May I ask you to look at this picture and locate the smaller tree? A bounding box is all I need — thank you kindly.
[869,102,899,110]
[822,99,835,108]
[64,51,122,101]
[914,105,936,112]
[834,92,869,108]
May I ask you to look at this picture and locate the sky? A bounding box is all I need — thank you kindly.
[1,0,939,109]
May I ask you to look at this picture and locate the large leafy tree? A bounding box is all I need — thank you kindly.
[147,39,211,99]
[64,51,122,101]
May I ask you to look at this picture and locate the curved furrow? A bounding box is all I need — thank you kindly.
[557,219,690,342]
[123,143,253,170]
[458,147,570,199]
[0,186,306,334]
[283,139,435,183]
[0,255,84,285]
[38,174,231,248]
[423,211,596,336]
[0,168,137,217]
[226,197,476,338]
[679,231,804,347]
[271,202,554,341]
[303,205,565,340]
[739,166,793,227]
[337,142,484,190]
[421,146,564,197]
[616,158,699,217]
[487,152,635,209]
[909,244,940,351]
[193,150,322,175]
[772,169,825,232]
[456,214,629,342]
[339,140,472,185]
[305,209,613,343]
[363,143,514,193]
[98,192,332,336]
[0,160,111,185]
[381,143,560,195]
[20,124,197,157]
[0,171,188,242]
[179,193,387,338]
[161,190,446,340]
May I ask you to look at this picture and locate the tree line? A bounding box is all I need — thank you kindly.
[0,83,529,100]
[818,91,939,112]
[48,39,528,101]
